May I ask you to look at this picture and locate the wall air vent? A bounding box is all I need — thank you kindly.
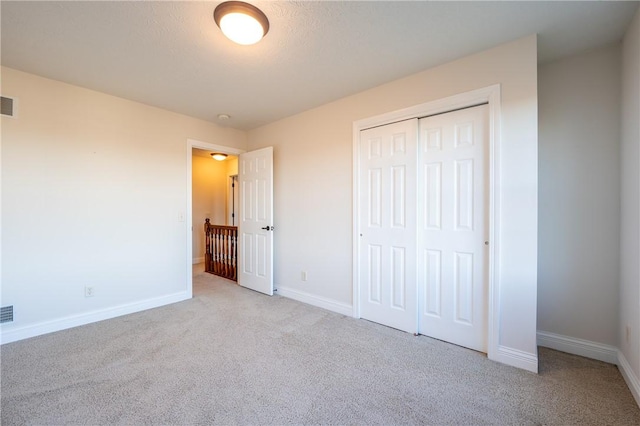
[1,96,15,117]
[0,305,14,323]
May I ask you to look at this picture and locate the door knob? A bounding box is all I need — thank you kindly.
[261,226,273,231]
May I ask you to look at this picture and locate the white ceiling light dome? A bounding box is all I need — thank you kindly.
[211,153,228,161]
[214,1,270,46]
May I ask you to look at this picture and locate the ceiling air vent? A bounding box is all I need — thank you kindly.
[1,306,14,323]
[1,96,15,117]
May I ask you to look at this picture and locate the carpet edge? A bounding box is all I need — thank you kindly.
[0,291,191,344]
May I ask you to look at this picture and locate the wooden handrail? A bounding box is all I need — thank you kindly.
[204,218,238,281]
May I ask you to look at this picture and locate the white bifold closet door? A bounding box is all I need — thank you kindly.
[358,105,488,352]
[359,119,418,334]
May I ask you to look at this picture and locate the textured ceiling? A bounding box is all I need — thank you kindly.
[1,1,638,130]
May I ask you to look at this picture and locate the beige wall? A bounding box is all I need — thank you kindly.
[538,44,621,347]
[192,155,228,262]
[226,156,238,176]
[248,35,539,369]
[620,7,640,387]
[0,67,246,342]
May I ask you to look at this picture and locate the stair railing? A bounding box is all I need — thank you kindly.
[204,218,237,281]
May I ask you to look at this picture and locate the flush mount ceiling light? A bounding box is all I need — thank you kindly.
[214,1,269,45]
[211,153,228,161]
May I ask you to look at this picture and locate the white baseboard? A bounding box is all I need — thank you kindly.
[536,331,640,407]
[192,257,204,264]
[618,350,640,407]
[276,285,539,373]
[537,330,618,364]
[276,285,353,317]
[0,291,191,345]
[490,345,539,373]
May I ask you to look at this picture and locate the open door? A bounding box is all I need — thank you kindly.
[238,147,274,295]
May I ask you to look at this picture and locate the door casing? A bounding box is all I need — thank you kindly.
[352,85,501,361]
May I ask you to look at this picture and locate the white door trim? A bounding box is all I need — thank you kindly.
[186,138,246,296]
[352,85,502,361]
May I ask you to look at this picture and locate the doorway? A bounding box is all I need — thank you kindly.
[192,149,238,259]
[186,139,275,298]
[192,149,239,282]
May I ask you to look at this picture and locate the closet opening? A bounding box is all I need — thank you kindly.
[352,85,503,364]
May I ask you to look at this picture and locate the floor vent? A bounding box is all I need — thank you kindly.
[0,305,14,323]
[1,96,15,117]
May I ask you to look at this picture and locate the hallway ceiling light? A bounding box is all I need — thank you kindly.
[214,1,269,45]
[211,153,228,161]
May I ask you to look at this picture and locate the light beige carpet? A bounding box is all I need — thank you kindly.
[1,265,639,425]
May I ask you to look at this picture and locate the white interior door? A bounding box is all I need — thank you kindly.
[418,105,489,352]
[238,147,273,295]
[359,119,418,334]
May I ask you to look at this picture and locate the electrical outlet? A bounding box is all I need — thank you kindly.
[301,271,307,281]
[178,212,185,222]
[85,286,95,297]
[626,324,631,344]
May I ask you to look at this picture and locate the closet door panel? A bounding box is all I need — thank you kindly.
[359,119,418,334]
[418,105,489,352]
